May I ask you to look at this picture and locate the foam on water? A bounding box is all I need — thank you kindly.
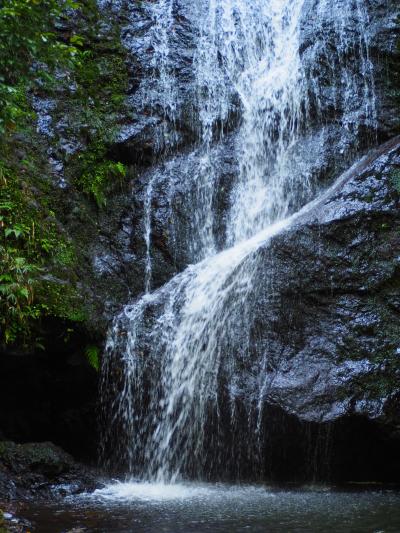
[89,481,276,503]
[92,482,212,502]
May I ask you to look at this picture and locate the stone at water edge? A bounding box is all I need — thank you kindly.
[0,441,102,501]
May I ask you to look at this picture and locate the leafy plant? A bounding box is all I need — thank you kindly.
[78,152,126,207]
[85,344,100,371]
[0,0,130,346]
[0,246,39,344]
[0,0,83,137]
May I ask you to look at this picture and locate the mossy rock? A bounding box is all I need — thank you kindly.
[0,441,75,478]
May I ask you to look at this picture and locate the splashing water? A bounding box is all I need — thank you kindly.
[101,0,376,481]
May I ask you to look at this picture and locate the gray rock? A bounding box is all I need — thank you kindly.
[243,137,400,424]
[0,442,102,501]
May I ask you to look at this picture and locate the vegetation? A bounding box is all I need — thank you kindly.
[0,510,6,533]
[0,0,129,349]
[85,344,100,371]
[61,0,129,206]
[0,0,81,136]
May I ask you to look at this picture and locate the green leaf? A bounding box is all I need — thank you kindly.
[19,287,29,300]
[85,345,100,371]
[5,228,22,238]
[70,34,84,47]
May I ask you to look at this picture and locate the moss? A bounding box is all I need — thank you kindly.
[390,169,400,194]
[57,1,130,207]
[0,510,6,533]
[0,0,131,348]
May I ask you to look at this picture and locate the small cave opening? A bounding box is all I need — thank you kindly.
[0,318,100,463]
[257,406,400,485]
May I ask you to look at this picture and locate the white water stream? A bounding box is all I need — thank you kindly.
[101,0,376,482]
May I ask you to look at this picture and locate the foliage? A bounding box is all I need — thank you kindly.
[85,344,100,371]
[0,0,82,137]
[0,0,84,346]
[0,246,38,344]
[78,154,126,208]
[0,0,130,347]
[0,155,85,345]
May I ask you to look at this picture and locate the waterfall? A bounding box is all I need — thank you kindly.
[101,0,376,481]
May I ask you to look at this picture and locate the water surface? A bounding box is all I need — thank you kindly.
[23,483,400,532]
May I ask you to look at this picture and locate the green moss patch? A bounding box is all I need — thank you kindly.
[0,0,131,349]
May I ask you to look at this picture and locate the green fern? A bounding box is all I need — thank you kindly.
[85,344,100,371]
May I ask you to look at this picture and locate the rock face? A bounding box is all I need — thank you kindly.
[95,0,400,308]
[0,442,100,501]
[253,137,400,424]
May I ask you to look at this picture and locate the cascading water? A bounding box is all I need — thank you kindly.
[101,0,376,482]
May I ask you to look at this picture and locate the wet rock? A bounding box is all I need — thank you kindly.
[0,442,101,502]
[300,0,400,141]
[244,137,400,426]
[0,509,33,533]
[104,0,199,164]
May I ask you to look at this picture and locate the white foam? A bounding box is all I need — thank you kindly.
[90,482,274,503]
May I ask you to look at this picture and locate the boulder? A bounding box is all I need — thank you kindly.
[0,442,101,501]
[251,137,400,424]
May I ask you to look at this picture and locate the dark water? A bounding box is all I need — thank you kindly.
[22,482,400,532]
